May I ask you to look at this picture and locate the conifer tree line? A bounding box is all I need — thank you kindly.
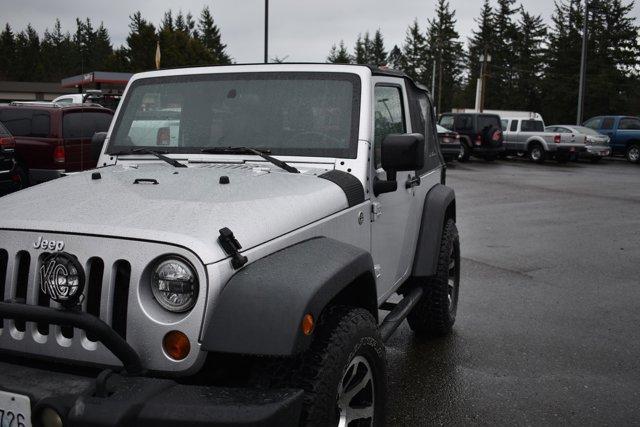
[0,7,231,83]
[328,0,640,124]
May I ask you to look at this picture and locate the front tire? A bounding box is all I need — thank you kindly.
[626,144,640,163]
[298,307,386,426]
[407,219,460,337]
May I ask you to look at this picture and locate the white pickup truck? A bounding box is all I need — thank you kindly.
[501,116,586,163]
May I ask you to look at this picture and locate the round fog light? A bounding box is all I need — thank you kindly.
[163,330,190,360]
[41,407,63,427]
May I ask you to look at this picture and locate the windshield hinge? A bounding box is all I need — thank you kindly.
[371,202,382,222]
[218,227,248,269]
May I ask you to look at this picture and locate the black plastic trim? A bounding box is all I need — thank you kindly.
[318,170,365,207]
[411,184,456,278]
[202,237,376,356]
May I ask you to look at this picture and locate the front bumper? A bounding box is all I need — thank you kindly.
[0,301,304,425]
[0,360,303,426]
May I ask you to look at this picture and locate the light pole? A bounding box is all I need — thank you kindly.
[264,0,269,63]
[577,0,588,125]
[475,51,491,112]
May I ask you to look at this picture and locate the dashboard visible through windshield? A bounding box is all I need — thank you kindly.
[107,72,362,158]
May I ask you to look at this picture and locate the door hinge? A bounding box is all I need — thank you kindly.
[371,202,382,222]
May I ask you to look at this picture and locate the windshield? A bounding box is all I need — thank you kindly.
[108,72,361,158]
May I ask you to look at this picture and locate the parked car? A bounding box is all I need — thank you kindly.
[546,125,610,163]
[438,112,504,161]
[583,115,640,163]
[502,116,585,163]
[0,121,28,195]
[0,64,460,426]
[436,124,461,162]
[0,102,114,184]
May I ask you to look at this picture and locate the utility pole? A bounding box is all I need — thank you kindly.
[577,0,588,125]
[431,60,436,99]
[264,0,269,63]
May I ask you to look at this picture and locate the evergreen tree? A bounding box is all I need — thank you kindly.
[126,11,157,72]
[41,19,75,81]
[353,34,367,64]
[463,0,496,108]
[387,45,404,70]
[400,20,428,83]
[14,25,44,81]
[327,40,351,63]
[198,6,232,64]
[370,29,387,66]
[488,0,518,108]
[0,24,16,80]
[512,9,546,112]
[426,0,464,113]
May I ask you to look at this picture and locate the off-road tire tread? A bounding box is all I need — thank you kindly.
[407,219,459,337]
[296,306,385,426]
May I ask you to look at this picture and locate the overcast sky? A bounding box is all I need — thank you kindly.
[5,0,640,63]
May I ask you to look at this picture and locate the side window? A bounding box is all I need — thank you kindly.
[510,120,519,132]
[500,119,508,130]
[584,118,602,129]
[63,112,113,139]
[454,115,473,132]
[417,92,440,173]
[619,118,640,130]
[601,117,615,130]
[0,109,49,137]
[439,115,454,131]
[557,127,571,133]
[374,85,405,168]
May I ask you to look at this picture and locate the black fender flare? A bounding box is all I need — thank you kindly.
[411,184,456,278]
[201,237,377,356]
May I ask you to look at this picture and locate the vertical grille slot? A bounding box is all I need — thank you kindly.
[0,249,7,329]
[14,251,30,332]
[36,254,50,336]
[111,260,131,339]
[86,257,104,341]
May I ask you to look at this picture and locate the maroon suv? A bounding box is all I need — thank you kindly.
[0,103,113,184]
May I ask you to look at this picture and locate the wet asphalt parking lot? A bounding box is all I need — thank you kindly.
[386,158,640,425]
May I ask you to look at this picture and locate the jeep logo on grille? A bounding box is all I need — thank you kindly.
[39,252,85,308]
[33,236,65,252]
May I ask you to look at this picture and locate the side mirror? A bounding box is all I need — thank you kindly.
[91,132,108,167]
[374,133,425,196]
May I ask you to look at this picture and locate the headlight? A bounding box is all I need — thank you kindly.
[151,258,198,312]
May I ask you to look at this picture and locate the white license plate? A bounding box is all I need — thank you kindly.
[0,391,31,427]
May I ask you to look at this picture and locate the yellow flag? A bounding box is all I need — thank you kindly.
[155,41,161,70]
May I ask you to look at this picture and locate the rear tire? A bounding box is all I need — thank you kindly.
[407,219,460,337]
[626,144,640,163]
[297,307,387,426]
[529,143,546,163]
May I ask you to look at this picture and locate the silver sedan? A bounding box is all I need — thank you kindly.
[545,125,611,162]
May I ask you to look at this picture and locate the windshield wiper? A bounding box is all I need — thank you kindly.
[109,148,187,168]
[201,147,299,174]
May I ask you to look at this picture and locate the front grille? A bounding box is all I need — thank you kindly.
[0,246,132,366]
[0,230,206,373]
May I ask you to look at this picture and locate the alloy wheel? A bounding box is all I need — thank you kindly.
[337,355,375,427]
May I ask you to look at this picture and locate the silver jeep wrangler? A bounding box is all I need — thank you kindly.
[0,64,459,426]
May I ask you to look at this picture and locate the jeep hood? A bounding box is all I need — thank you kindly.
[0,163,352,264]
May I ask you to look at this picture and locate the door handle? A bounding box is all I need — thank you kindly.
[405,176,421,189]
